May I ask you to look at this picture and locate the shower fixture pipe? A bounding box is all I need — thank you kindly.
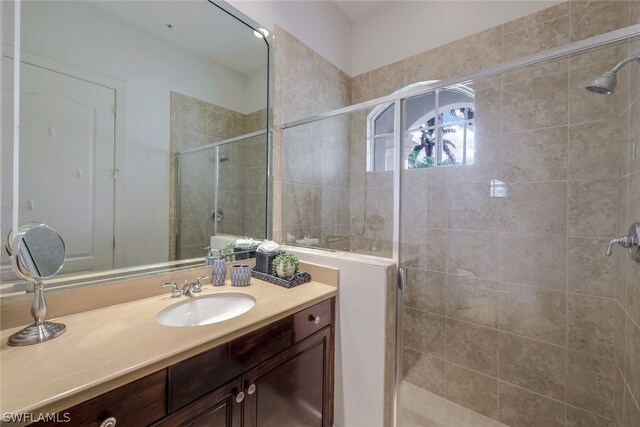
[611,52,640,73]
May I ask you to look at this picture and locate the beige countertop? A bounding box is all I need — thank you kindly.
[0,279,337,417]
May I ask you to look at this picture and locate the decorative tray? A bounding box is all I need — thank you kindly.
[251,268,312,289]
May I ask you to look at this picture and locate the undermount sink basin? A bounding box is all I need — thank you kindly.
[156,293,256,327]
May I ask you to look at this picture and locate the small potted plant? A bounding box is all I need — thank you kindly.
[272,252,299,279]
[222,243,235,262]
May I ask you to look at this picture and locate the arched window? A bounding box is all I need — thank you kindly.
[367,82,475,171]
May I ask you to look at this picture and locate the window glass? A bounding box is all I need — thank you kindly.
[367,82,475,171]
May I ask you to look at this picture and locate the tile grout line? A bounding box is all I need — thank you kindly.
[443,184,450,403]
[404,226,630,241]
[496,50,505,421]
[622,33,633,420]
[406,278,620,352]
[623,97,630,421]
[565,41,571,425]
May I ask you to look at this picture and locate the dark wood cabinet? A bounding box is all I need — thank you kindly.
[33,298,334,427]
[152,379,243,427]
[167,317,292,412]
[243,327,333,427]
[35,371,167,427]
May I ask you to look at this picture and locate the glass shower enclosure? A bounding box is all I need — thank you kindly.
[176,131,268,259]
[281,26,640,427]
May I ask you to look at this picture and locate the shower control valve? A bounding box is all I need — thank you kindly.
[606,222,640,263]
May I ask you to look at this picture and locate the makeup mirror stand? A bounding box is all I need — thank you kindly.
[8,280,66,346]
[6,223,67,346]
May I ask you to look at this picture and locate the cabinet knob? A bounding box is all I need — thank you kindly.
[100,417,116,427]
[235,391,245,403]
[309,315,320,325]
[247,383,256,395]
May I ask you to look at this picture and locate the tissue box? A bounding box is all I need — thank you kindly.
[255,250,283,274]
[234,246,258,260]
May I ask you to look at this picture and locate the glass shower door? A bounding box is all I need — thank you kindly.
[176,148,218,259]
[176,133,269,260]
[397,36,636,426]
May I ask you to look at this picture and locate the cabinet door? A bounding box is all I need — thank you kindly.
[153,378,243,427]
[243,327,333,427]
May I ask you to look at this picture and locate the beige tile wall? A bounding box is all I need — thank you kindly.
[350,1,639,256]
[370,4,639,426]
[169,92,267,259]
[273,26,352,246]
[397,42,638,426]
[616,31,640,427]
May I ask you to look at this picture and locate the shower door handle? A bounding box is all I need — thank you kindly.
[399,267,407,291]
[606,222,640,263]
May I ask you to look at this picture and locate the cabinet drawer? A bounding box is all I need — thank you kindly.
[292,298,332,343]
[168,316,291,412]
[35,371,166,426]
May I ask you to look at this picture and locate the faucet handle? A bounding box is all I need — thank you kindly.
[196,275,210,285]
[190,275,209,293]
[606,236,632,256]
[162,281,181,298]
[606,223,640,263]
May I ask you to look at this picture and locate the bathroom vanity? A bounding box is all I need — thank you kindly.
[0,273,336,427]
[34,298,334,427]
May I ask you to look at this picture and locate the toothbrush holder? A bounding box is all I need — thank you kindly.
[231,265,252,287]
[211,258,226,286]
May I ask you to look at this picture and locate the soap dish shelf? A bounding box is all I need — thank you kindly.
[251,268,312,289]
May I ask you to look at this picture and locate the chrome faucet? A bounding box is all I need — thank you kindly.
[181,280,196,298]
[606,222,640,263]
[162,275,211,298]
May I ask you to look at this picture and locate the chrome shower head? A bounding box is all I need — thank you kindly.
[585,51,640,95]
[586,70,618,95]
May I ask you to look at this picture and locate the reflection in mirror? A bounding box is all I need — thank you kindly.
[6,223,67,346]
[7,223,66,280]
[1,0,271,293]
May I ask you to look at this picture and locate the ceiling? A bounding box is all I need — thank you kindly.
[333,1,391,21]
[90,1,268,75]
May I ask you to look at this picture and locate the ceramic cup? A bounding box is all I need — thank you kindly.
[212,258,226,286]
[231,264,251,287]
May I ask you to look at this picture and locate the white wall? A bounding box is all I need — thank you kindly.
[230,0,563,77]
[287,246,395,427]
[246,67,269,114]
[351,0,562,76]
[228,0,353,75]
[6,1,266,267]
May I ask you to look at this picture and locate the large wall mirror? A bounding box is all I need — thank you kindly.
[0,0,272,294]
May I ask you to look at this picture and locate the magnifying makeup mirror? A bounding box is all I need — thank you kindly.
[5,223,67,346]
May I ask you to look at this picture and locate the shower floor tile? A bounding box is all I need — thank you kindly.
[400,381,507,427]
